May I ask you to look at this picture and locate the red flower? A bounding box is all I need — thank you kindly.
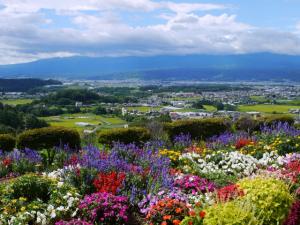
[93,171,126,195]
[189,210,196,217]
[217,184,244,202]
[199,211,206,219]
[2,158,12,167]
[235,138,253,149]
[173,220,181,225]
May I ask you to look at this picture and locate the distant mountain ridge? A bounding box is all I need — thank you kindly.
[0,53,300,81]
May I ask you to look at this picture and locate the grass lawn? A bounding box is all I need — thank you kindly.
[250,95,268,103]
[42,113,126,132]
[238,104,299,114]
[204,105,217,112]
[126,106,162,112]
[1,99,33,105]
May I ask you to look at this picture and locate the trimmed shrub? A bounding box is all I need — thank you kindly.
[17,127,80,150]
[262,115,295,126]
[235,115,295,132]
[98,127,150,146]
[0,134,16,151]
[235,116,259,132]
[164,118,228,140]
[238,177,293,225]
[203,200,258,225]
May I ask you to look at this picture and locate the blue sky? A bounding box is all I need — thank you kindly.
[0,0,299,64]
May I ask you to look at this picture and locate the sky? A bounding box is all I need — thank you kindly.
[0,0,300,65]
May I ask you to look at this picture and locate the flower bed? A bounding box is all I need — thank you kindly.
[0,122,299,224]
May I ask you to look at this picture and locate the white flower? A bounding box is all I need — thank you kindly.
[56,206,65,211]
[50,210,56,218]
[47,205,54,211]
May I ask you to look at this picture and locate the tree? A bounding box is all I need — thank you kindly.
[192,101,204,109]
[24,114,49,129]
[94,106,107,115]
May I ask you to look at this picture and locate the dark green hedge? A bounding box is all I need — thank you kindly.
[164,118,229,140]
[235,115,295,132]
[262,115,295,126]
[17,127,81,150]
[98,127,151,146]
[0,134,16,151]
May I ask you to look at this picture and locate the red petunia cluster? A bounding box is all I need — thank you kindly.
[217,184,244,202]
[282,160,300,183]
[93,171,126,195]
[235,138,253,149]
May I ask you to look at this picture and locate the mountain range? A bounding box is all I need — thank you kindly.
[0,53,300,81]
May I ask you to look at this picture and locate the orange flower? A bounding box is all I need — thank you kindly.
[189,210,196,217]
[173,219,181,225]
[175,208,182,214]
[166,202,173,208]
[161,221,167,225]
[163,215,172,220]
[159,202,166,207]
[199,211,206,219]
[188,221,193,225]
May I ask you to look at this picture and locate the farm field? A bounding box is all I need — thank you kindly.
[0,98,33,105]
[43,113,127,131]
[238,104,299,114]
[126,105,216,113]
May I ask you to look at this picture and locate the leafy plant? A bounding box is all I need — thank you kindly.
[238,177,293,225]
[203,200,259,225]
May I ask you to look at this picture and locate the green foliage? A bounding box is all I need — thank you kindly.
[0,134,16,151]
[9,174,54,202]
[262,115,294,126]
[199,172,238,188]
[17,127,81,150]
[0,78,61,92]
[164,118,229,140]
[98,127,151,146]
[235,116,259,132]
[0,173,80,224]
[235,115,295,132]
[24,114,49,129]
[0,124,15,135]
[203,201,259,225]
[238,177,293,224]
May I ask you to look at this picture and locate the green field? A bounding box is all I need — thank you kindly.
[43,113,126,132]
[126,106,162,112]
[204,105,217,112]
[126,105,216,113]
[1,99,33,105]
[250,95,268,103]
[238,104,299,114]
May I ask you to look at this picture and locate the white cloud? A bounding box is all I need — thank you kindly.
[0,1,299,64]
[0,0,226,13]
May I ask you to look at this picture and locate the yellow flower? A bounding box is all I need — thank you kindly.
[20,207,26,211]
[19,197,27,201]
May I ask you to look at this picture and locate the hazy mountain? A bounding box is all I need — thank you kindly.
[0,53,300,81]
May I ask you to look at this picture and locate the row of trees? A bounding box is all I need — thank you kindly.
[0,103,48,134]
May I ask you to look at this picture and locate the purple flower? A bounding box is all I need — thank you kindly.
[260,122,300,137]
[174,133,192,149]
